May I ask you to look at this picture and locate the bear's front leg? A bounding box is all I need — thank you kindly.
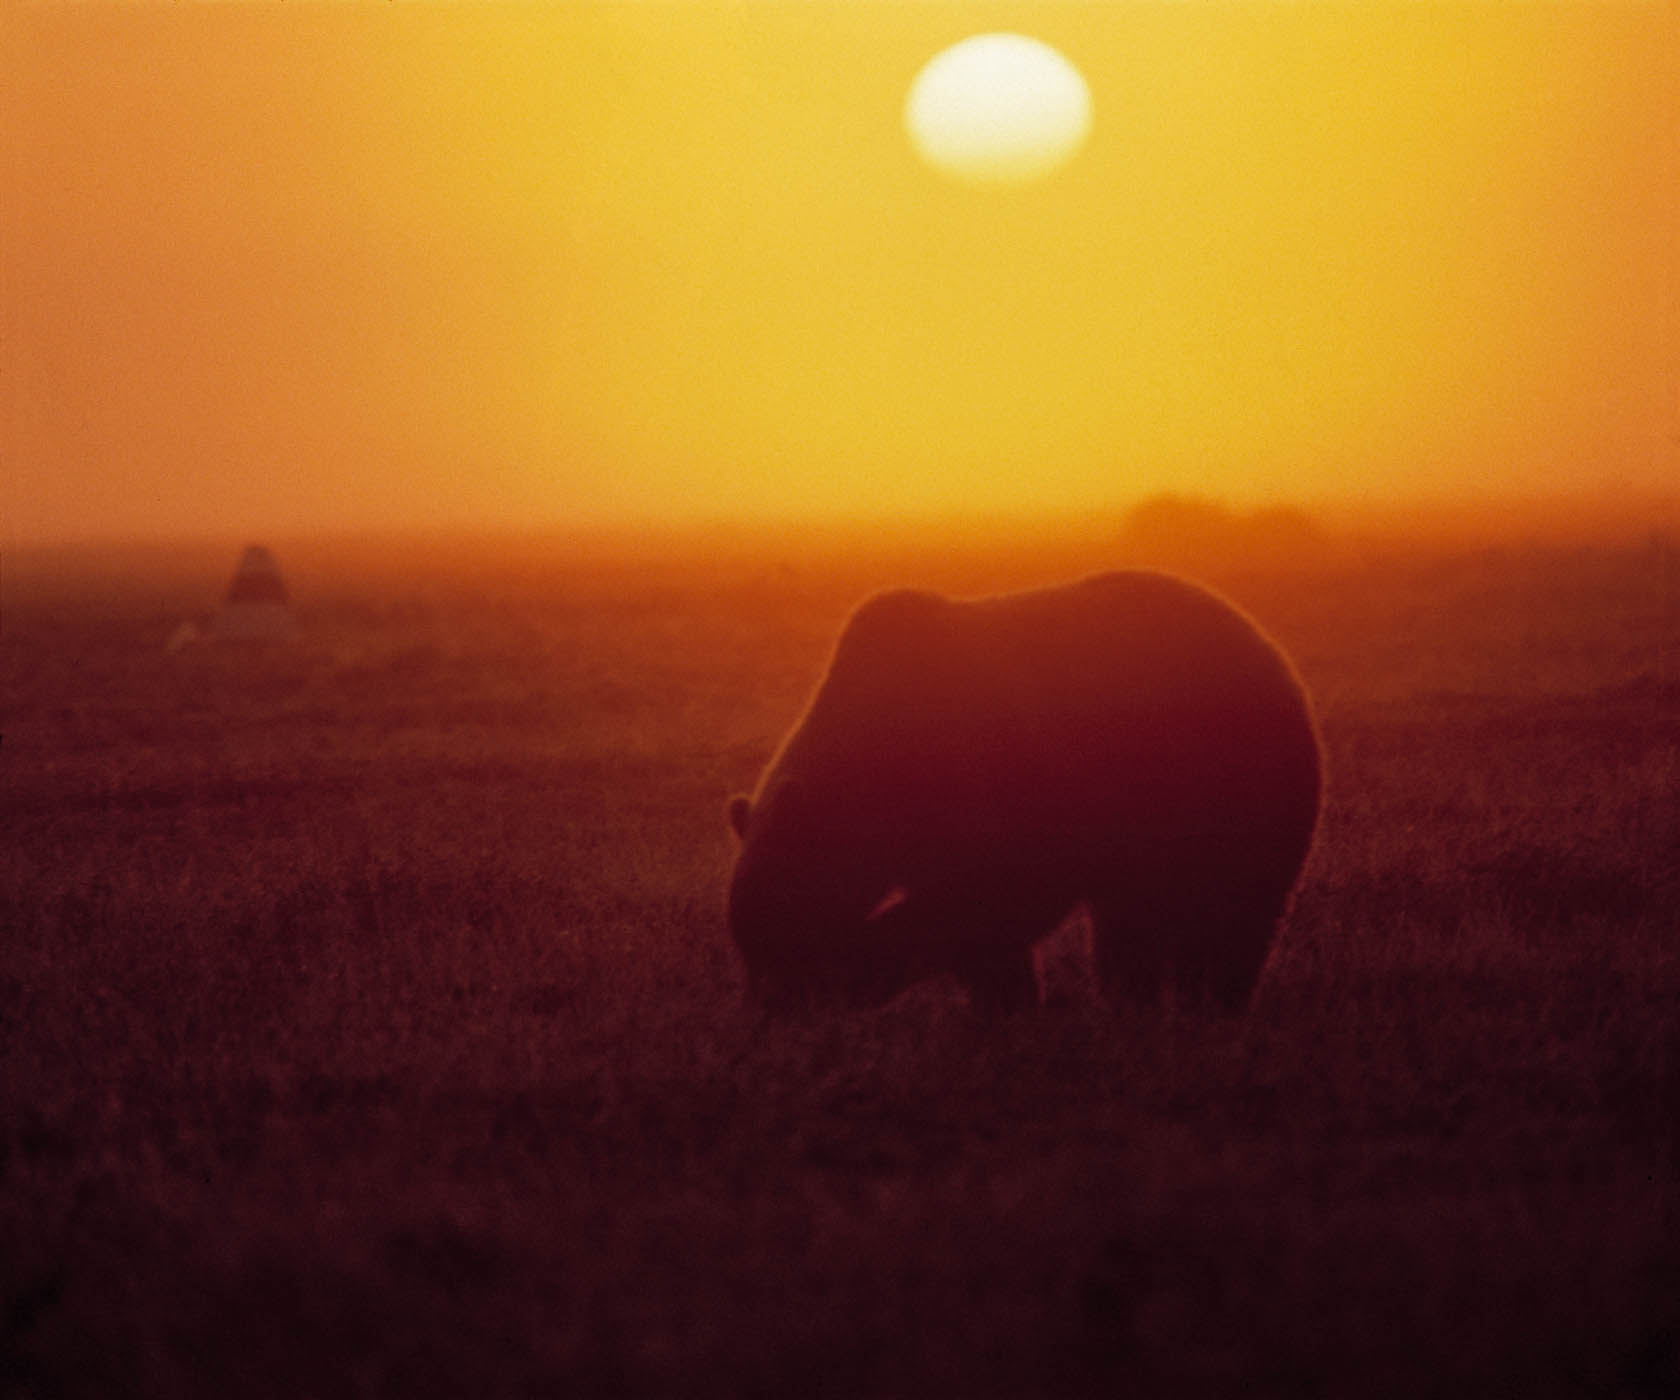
[870,880,1065,1013]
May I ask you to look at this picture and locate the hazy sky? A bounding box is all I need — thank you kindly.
[4,1,1675,543]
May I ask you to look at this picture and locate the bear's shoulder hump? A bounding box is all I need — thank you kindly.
[1070,569,1252,620]
[842,588,948,639]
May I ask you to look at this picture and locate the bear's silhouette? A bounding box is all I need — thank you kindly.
[727,571,1322,1013]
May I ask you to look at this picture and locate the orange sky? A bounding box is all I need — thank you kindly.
[3,1,1675,544]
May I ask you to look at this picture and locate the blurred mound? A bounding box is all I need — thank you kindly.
[1116,495,1329,572]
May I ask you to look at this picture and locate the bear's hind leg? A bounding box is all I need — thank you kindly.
[1091,873,1284,1015]
[1173,910,1278,1014]
[1089,898,1169,1009]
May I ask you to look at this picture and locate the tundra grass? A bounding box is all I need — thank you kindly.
[2,539,1675,1398]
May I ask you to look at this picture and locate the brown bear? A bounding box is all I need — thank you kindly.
[727,571,1321,1014]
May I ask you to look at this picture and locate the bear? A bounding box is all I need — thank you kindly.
[726,571,1322,1015]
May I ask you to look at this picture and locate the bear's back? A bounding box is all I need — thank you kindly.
[935,573,1305,730]
[936,572,1320,841]
[781,571,1317,827]
[964,571,1289,680]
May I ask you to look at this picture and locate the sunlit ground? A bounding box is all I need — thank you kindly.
[2,511,1675,1397]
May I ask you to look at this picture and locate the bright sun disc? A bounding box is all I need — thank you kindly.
[905,33,1092,186]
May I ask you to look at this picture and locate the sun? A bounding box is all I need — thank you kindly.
[905,33,1092,186]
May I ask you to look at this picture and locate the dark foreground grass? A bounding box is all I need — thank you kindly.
[3,537,1676,1397]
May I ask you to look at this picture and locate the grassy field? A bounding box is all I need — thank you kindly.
[3,529,1676,1398]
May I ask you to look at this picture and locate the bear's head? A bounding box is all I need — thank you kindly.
[725,779,915,1012]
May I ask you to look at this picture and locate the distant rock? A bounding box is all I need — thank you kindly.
[212,544,297,642]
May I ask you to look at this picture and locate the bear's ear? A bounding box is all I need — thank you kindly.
[727,795,752,840]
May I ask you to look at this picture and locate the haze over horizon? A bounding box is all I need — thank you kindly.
[4,1,1675,548]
